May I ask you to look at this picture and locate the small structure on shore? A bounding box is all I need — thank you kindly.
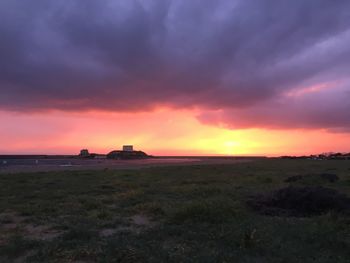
[79,149,90,158]
[123,145,134,152]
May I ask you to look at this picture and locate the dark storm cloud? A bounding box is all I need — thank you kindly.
[1,0,350,129]
[197,84,350,131]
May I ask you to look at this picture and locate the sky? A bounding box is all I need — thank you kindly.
[1,0,350,156]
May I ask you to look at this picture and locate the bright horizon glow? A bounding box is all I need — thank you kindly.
[1,1,350,157]
[1,109,349,157]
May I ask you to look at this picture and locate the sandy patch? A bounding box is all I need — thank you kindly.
[130,214,153,226]
[0,211,63,242]
[24,224,62,241]
[99,226,135,237]
[99,214,155,237]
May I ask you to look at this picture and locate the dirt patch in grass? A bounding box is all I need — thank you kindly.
[0,212,63,244]
[130,214,153,226]
[23,224,62,241]
[99,214,155,237]
[99,226,135,237]
[248,186,350,217]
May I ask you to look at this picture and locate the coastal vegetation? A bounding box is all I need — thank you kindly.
[0,159,349,262]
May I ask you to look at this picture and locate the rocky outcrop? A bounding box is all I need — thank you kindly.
[106,150,149,160]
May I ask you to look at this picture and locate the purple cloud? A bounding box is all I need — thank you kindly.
[0,0,350,130]
[197,82,350,131]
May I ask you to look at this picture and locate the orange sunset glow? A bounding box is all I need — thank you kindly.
[1,0,350,156]
[1,109,349,156]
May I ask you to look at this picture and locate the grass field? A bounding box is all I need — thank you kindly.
[1,159,350,262]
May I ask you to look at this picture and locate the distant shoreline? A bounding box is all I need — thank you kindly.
[0,156,255,174]
[0,155,266,159]
[0,155,75,159]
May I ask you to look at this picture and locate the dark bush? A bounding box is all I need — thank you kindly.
[248,186,350,217]
[284,175,303,182]
[319,173,339,182]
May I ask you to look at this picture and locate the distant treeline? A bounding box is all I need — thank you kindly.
[281,152,350,160]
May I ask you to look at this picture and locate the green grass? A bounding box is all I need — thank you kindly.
[0,159,350,262]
